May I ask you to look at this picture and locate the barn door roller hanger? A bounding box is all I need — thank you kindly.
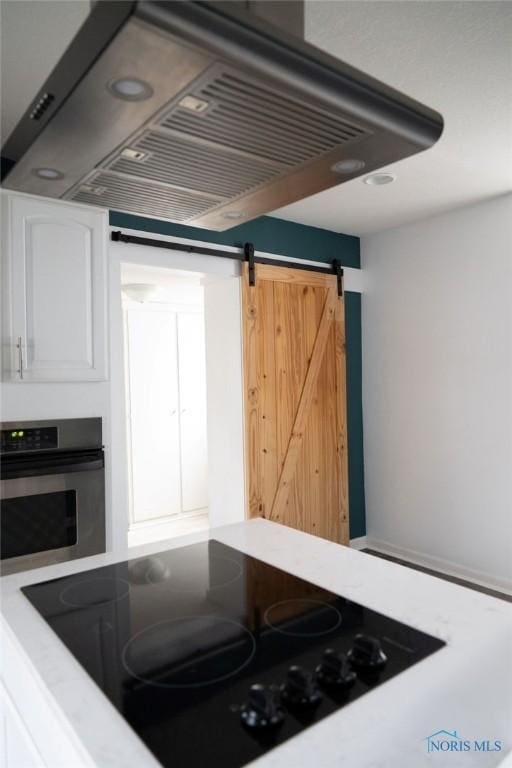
[243,243,343,296]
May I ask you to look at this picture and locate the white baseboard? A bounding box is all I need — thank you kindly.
[365,536,512,596]
[349,535,368,550]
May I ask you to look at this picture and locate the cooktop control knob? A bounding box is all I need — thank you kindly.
[348,633,387,669]
[281,665,322,707]
[240,684,285,729]
[316,648,356,688]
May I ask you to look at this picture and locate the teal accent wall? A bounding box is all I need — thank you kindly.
[110,211,366,537]
[344,292,366,538]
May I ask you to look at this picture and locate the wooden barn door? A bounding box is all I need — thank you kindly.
[242,263,349,544]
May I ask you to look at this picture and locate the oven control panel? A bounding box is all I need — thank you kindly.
[1,427,58,452]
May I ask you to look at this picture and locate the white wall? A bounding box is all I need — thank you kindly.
[361,194,512,593]
[204,277,246,528]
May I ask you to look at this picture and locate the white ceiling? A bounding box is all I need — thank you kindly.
[1,1,511,235]
[121,264,204,305]
[121,263,203,288]
[275,0,512,234]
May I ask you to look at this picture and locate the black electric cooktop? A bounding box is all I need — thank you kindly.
[23,540,445,768]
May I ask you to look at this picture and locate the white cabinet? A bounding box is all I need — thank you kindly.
[0,682,46,768]
[1,193,108,381]
[126,306,208,524]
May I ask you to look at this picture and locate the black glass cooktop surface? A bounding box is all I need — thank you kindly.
[23,539,445,768]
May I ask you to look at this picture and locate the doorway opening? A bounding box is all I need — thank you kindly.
[122,264,209,546]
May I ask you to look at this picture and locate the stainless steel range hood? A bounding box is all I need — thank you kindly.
[1,1,443,230]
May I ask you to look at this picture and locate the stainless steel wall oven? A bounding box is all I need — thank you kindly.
[0,418,105,575]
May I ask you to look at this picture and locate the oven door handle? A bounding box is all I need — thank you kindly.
[0,449,104,480]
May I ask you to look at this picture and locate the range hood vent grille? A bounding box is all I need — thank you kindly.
[70,66,372,223]
[106,130,281,200]
[71,172,218,222]
[160,70,369,167]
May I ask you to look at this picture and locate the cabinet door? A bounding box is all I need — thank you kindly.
[127,309,182,522]
[4,194,107,381]
[0,683,46,768]
[178,312,208,512]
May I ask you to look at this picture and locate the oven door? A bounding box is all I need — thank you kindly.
[0,449,105,575]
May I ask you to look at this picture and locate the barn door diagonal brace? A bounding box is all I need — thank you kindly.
[332,259,344,297]
[269,291,337,522]
[244,242,256,286]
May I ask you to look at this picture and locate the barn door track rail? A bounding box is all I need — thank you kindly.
[111,230,344,296]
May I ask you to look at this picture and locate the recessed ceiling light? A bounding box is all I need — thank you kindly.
[33,167,63,180]
[222,211,244,220]
[108,78,153,101]
[331,158,366,174]
[364,173,397,186]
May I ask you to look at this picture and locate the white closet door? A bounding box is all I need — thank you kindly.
[127,310,181,522]
[178,313,208,512]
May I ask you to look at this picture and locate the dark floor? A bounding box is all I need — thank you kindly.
[362,549,512,603]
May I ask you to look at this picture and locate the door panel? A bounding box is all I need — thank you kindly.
[24,220,93,369]
[242,263,349,544]
[127,310,181,522]
[177,312,208,512]
[7,195,107,381]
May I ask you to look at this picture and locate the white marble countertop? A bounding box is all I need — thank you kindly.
[1,519,511,768]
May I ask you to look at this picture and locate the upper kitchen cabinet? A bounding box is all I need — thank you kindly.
[1,194,108,382]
